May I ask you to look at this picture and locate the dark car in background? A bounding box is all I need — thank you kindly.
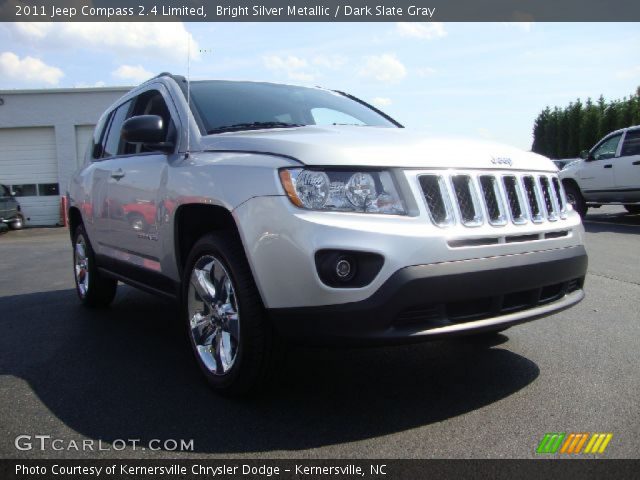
[0,184,25,230]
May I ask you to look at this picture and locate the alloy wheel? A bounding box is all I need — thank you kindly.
[74,235,89,297]
[187,255,240,375]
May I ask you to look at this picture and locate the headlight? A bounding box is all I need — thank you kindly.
[279,168,406,215]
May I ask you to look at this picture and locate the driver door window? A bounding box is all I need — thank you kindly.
[123,90,175,155]
[592,133,622,161]
[102,100,133,158]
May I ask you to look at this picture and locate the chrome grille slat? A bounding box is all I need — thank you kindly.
[419,175,454,227]
[479,175,507,225]
[522,176,544,223]
[539,176,558,221]
[451,175,482,226]
[418,171,568,229]
[502,175,527,224]
[551,177,568,219]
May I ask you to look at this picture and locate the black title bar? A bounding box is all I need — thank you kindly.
[1,0,640,22]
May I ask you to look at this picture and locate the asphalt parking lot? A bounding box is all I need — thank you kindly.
[1,206,638,459]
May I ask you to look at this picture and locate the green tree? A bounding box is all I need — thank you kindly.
[531,87,640,157]
[616,96,634,130]
[632,88,640,125]
[580,98,600,153]
[599,102,618,141]
[532,108,549,156]
[566,99,583,157]
[544,108,559,158]
[556,108,569,158]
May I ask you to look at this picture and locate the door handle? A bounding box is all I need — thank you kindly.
[603,164,612,169]
[633,160,640,166]
[111,169,125,180]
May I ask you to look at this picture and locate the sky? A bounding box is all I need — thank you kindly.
[0,22,638,150]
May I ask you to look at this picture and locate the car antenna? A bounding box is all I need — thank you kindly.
[185,33,191,159]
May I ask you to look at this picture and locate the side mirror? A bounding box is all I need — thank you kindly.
[121,115,173,151]
[579,150,590,160]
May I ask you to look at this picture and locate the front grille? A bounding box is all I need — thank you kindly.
[451,175,479,225]
[419,171,568,228]
[395,277,584,330]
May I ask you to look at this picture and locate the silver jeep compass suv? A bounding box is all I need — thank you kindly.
[68,73,588,394]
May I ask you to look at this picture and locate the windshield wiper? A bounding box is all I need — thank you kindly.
[207,121,304,134]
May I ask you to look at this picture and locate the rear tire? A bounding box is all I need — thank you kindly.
[563,182,587,218]
[9,214,24,230]
[72,224,117,307]
[182,231,283,396]
[624,205,640,214]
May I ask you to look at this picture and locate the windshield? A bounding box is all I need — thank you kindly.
[188,81,399,134]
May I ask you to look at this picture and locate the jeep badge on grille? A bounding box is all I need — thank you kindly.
[491,157,513,166]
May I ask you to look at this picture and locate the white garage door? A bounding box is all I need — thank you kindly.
[0,127,60,226]
[75,125,95,169]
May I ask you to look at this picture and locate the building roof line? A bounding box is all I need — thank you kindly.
[0,86,133,95]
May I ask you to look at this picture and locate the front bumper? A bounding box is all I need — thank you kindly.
[234,195,585,310]
[268,245,587,345]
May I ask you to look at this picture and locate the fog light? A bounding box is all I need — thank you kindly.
[315,250,384,288]
[336,258,352,279]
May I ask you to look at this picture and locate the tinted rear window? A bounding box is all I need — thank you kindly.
[621,129,640,156]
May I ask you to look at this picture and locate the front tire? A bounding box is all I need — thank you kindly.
[624,204,640,214]
[73,225,117,307]
[182,232,282,396]
[9,214,24,230]
[563,182,587,218]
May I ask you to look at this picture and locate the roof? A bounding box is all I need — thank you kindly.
[605,124,640,137]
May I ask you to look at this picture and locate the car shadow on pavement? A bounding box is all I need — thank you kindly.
[583,211,640,234]
[0,287,539,454]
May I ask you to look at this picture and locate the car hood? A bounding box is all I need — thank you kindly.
[199,126,556,171]
[559,158,584,176]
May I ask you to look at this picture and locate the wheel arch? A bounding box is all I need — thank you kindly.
[173,203,243,278]
[68,206,83,240]
[561,177,582,195]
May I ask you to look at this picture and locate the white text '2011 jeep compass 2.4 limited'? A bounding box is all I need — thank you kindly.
[68,74,587,394]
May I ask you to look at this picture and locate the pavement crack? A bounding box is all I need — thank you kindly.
[588,271,640,287]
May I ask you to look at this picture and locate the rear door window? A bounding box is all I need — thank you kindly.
[621,130,640,157]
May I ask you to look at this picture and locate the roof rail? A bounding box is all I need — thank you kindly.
[150,72,186,83]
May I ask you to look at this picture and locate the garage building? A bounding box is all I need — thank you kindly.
[0,87,131,226]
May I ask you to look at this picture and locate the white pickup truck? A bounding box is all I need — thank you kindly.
[560,125,640,217]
